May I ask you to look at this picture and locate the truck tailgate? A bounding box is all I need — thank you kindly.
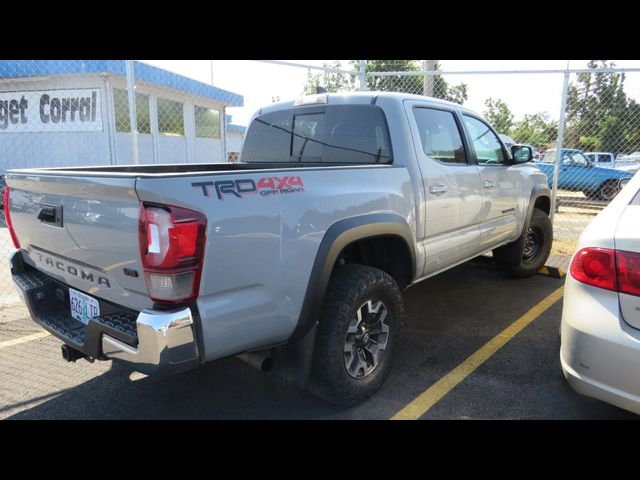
[7,173,152,311]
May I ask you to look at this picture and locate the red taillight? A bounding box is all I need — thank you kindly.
[3,186,21,249]
[570,248,616,291]
[616,250,640,297]
[139,204,206,304]
[570,247,640,297]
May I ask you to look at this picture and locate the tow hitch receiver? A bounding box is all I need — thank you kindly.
[61,344,88,363]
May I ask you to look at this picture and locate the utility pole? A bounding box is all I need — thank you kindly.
[359,60,367,91]
[210,60,214,85]
[424,60,435,97]
[550,62,570,223]
[125,60,139,165]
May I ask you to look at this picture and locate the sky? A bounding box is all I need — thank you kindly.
[141,60,640,127]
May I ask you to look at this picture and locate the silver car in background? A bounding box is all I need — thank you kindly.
[561,170,640,414]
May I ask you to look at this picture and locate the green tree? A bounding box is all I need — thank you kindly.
[361,60,468,104]
[564,60,640,154]
[442,83,468,105]
[483,98,514,134]
[303,61,355,95]
[362,60,423,94]
[303,60,468,105]
[511,112,558,150]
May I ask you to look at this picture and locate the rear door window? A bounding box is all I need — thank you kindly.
[413,107,467,164]
[242,105,392,164]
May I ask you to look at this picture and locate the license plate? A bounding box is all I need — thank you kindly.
[69,288,100,325]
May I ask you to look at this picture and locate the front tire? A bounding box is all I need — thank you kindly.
[493,208,553,278]
[308,264,404,406]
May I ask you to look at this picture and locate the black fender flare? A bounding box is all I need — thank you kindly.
[524,184,551,232]
[498,185,551,265]
[288,213,416,344]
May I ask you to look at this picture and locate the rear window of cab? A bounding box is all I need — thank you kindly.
[241,105,393,164]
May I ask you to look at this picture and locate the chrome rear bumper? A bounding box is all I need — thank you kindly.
[102,307,199,375]
[10,249,199,376]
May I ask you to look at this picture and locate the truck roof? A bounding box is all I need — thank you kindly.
[257,91,479,117]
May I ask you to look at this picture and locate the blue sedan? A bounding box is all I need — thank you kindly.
[535,148,634,201]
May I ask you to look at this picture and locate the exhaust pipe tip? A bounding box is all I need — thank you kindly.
[237,351,274,373]
[261,356,274,373]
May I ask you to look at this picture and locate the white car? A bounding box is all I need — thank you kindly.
[561,170,640,414]
[618,152,640,162]
[615,153,640,173]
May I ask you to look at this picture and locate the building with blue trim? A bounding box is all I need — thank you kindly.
[0,60,244,171]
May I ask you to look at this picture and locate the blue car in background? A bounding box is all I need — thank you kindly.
[535,148,634,201]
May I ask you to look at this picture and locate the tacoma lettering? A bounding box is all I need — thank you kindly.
[34,253,110,288]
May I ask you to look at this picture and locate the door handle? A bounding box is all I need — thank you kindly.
[483,180,496,189]
[37,204,63,227]
[37,206,56,222]
[429,183,448,194]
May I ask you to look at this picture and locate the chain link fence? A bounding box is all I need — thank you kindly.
[1,59,640,323]
[0,59,237,321]
[0,60,104,322]
[543,69,640,266]
[305,60,640,270]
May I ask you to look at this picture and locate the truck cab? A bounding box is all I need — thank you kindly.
[585,151,616,167]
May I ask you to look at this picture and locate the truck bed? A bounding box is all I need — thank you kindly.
[6,161,411,361]
[14,162,369,177]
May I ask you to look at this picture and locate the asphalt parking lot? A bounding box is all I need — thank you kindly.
[1,255,636,420]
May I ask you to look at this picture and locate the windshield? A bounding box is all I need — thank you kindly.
[543,149,591,166]
[563,151,590,167]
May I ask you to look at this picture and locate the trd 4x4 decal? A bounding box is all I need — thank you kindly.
[192,176,305,200]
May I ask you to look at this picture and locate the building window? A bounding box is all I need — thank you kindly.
[194,105,221,138]
[113,88,151,134]
[157,98,184,136]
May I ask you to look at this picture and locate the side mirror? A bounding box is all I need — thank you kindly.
[511,144,533,163]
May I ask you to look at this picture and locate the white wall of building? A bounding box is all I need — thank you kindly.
[226,130,244,155]
[106,75,226,165]
[0,72,229,172]
[0,75,111,171]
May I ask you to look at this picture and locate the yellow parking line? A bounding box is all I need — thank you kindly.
[391,286,565,420]
[0,331,51,350]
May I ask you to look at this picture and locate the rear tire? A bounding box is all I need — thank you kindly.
[493,208,553,278]
[308,264,404,406]
[597,180,620,202]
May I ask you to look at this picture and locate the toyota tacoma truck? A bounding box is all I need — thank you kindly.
[4,92,552,406]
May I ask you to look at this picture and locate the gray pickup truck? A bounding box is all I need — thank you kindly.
[5,92,552,405]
